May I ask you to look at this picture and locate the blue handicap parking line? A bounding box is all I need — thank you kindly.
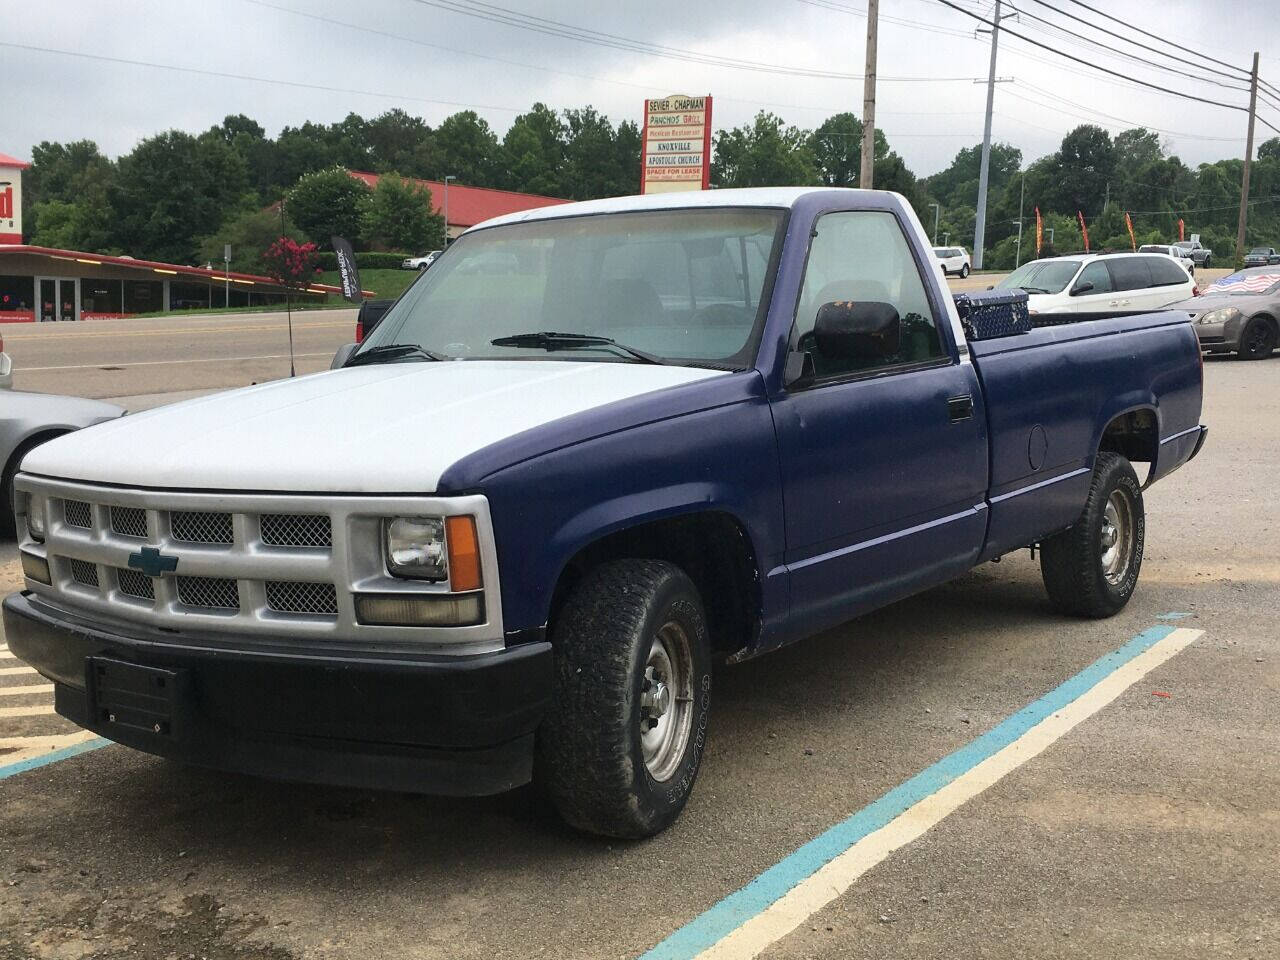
[0,737,110,781]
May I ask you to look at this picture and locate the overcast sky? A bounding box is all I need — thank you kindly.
[3,0,1277,178]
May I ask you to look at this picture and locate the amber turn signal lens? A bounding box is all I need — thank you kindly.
[445,515,482,592]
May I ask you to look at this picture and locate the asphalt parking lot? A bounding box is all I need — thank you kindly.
[1,303,1276,959]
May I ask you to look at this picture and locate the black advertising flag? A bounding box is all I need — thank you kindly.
[330,236,362,304]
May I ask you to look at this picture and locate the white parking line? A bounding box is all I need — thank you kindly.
[0,666,37,677]
[0,684,53,697]
[644,625,1203,960]
[19,352,332,372]
[0,704,56,719]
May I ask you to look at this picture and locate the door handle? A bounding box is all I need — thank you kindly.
[947,395,974,423]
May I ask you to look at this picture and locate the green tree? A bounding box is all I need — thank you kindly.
[1047,125,1116,216]
[712,112,819,188]
[1112,128,1163,180]
[561,106,625,200]
[613,119,642,196]
[925,142,1021,210]
[360,174,444,251]
[197,208,310,273]
[284,166,371,248]
[366,109,432,174]
[108,130,250,263]
[434,111,503,185]
[1259,137,1280,163]
[502,103,565,195]
[30,197,115,252]
[809,113,888,188]
[23,140,116,244]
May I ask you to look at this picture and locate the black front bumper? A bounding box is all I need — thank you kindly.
[3,592,552,795]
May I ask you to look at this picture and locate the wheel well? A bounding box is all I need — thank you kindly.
[1098,409,1157,472]
[549,511,762,659]
[1248,312,1278,334]
[4,429,68,481]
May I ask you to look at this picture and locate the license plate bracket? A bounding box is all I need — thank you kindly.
[86,657,189,740]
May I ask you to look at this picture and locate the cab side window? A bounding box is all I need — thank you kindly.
[1108,257,1152,291]
[1145,256,1190,286]
[792,211,946,380]
[1076,261,1113,294]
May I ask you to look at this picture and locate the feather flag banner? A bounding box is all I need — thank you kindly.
[1124,211,1137,251]
[1178,218,1185,242]
[1035,207,1043,257]
[1078,211,1090,252]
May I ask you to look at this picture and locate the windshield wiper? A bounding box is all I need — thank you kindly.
[490,331,662,364]
[345,343,447,367]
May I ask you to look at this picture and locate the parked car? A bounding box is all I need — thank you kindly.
[353,298,395,343]
[995,252,1196,315]
[1173,239,1213,268]
[933,245,971,278]
[1243,247,1280,267]
[1138,244,1196,275]
[402,250,441,271]
[1,391,124,536]
[5,187,1206,839]
[1169,266,1280,359]
[0,333,12,390]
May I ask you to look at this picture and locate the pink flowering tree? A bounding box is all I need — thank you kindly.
[262,236,321,292]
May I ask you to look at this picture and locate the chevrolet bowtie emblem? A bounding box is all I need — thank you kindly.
[127,546,179,578]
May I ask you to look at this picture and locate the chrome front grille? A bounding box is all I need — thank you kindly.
[65,499,92,528]
[110,505,147,538]
[117,567,155,601]
[14,476,505,656]
[176,575,240,610]
[69,558,99,588]
[266,580,338,616]
[171,510,233,544]
[261,513,331,548]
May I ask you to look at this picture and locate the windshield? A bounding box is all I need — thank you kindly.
[1138,245,1168,254]
[1248,248,1270,255]
[1174,242,1194,249]
[358,208,785,367]
[996,259,1082,294]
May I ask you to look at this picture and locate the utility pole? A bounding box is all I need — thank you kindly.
[973,0,1004,270]
[859,0,879,189]
[443,174,457,247]
[1014,174,1026,267]
[1235,51,1260,267]
[929,203,940,244]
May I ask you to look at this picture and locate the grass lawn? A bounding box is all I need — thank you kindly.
[320,268,419,300]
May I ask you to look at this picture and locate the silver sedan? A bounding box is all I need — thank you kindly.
[1169,267,1280,360]
[1,390,125,535]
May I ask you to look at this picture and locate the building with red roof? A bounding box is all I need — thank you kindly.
[346,171,568,240]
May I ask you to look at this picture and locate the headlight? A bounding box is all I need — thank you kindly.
[385,516,447,580]
[1198,307,1241,325]
[26,494,47,542]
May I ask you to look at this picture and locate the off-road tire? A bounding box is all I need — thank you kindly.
[1238,318,1277,360]
[537,559,711,839]
[1040,452,1144,618]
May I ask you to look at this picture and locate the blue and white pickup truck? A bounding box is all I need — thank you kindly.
[4,188,1206,838]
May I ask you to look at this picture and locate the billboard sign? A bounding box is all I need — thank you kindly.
[641,94,712,194]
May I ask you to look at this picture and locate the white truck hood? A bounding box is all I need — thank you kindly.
[23,361,725,493]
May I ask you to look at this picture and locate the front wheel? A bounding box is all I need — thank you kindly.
[1238,318,1277,360]
[1040,452,1144,618]
[538,559,712,839]
[960,264,970,278]
[1203,257,1212,269]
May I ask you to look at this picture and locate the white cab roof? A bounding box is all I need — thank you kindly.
[474,186,881,230]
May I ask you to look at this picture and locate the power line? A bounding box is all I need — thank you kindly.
[1049,0,1252,79]
[932,0,1251,112]
[243,0,972,119]
[794,0,975,40]
[0,40,526,112]
[1009,80,1248,143]
[1001,0,1250,92]
[1012,0,1251,85]
[406,0,979,82]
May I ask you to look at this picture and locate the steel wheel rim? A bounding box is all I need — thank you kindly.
[639,621,694,782]
[1099,489,1134,585]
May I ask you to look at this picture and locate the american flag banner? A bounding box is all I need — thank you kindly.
[1209,272,1280,293]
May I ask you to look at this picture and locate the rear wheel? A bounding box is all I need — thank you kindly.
[960,264,970,278]
[1040,452,1144,618]
[1203,256,1212,269]
[1238,318,1277,360]
[537,559,712,839]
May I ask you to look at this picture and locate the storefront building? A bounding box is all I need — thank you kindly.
[0,245,350,323]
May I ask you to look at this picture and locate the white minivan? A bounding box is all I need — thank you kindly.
[933,246,971,278]
[995,253,1196,315]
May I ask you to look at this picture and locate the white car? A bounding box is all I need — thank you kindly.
[995,252,1196,315]
[0,332,12,390]
[402,250,441,271]
[933,246,971,278]
[1138,244,1196,276]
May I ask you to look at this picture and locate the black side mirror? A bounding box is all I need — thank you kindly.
[331,343,359,369]
[1071,280,1094,295]
[814,300,900,361]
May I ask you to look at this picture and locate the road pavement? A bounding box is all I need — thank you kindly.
[0,296,1276,960]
